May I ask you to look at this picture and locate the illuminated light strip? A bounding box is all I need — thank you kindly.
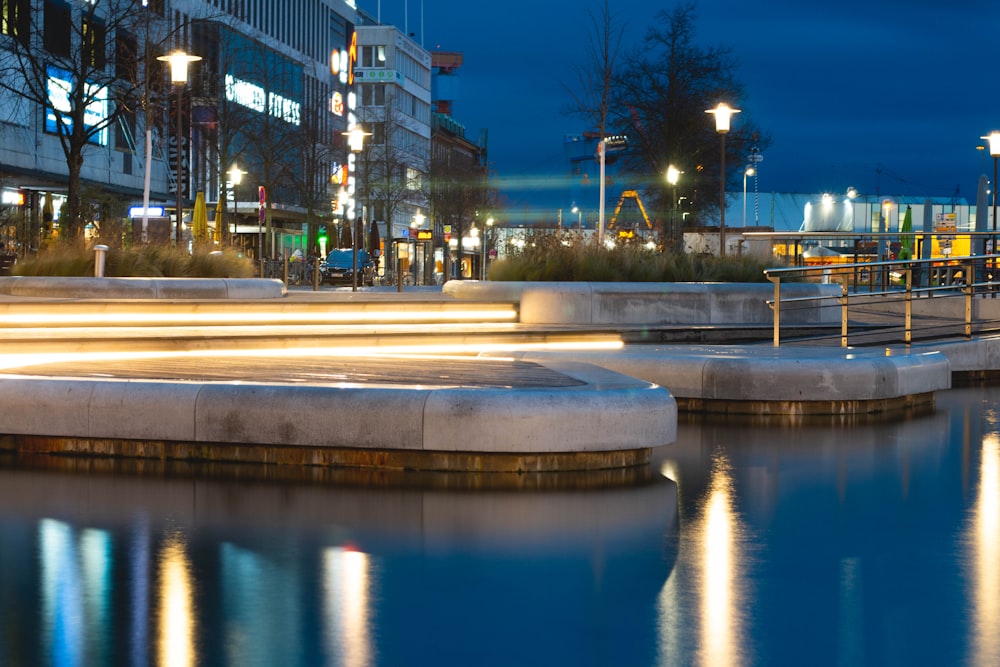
[0,308,518,326]
[0,339,624,371]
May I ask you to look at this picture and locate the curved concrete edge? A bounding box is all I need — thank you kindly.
[0,276,286,299]
[910,338,1000,375]
[422,362,676,453]
[0,361,676,470]
[485,348,951,412]
[445,280,840,326]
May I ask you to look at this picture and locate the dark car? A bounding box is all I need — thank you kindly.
[320,248,375,286]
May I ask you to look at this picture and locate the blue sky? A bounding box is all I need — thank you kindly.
[361,0,1000,213]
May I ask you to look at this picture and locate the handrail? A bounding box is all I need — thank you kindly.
[764,254,1000,347]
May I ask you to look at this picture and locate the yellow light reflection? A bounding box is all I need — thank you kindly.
[322,546,373,667]
[0,338,623,372]
[968,434,1000,664]
[2,307,517,327]
[158,532,196,667]
[698,454,745,666]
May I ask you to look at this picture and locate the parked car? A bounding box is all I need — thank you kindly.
[320,248,375,286]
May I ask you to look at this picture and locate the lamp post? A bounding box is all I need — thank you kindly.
[984,132,1000,235]
[345,127,368,291]
[157,50,201,246]
[227,165,243,248]
[571,205,582,229]
[706,103,740,256]
[743,166,755,228]
[481,217,494,280]
[666,165,680,242]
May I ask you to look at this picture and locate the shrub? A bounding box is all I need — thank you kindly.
[13,245,255,278]
[488,234,781,282]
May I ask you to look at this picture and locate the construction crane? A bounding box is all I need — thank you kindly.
[608,190,652,234]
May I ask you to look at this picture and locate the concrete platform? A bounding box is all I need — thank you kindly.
[0,357,677,472]
[486,344,952,416]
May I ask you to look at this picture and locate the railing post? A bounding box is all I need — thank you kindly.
[840,282,849,348]
[313,256,321,291]
[966,261,974,339]
[904,267,912,345]
[768,274,781,347]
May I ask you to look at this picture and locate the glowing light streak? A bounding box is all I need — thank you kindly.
[0,307,519,326]
[0,338,624,371]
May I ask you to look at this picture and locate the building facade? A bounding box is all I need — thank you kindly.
[0,0,360,259]
[352,15,431,279]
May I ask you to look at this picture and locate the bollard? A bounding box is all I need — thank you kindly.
[93,244,110,277]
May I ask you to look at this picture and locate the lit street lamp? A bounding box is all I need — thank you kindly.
[157,50,201,246]
[743,166,755,228]
[227,165,244,248]
[481,217,494,280]
[571,205,582,229]
[706,103,740,256]
[345,126,369,291]
[666,165,680,242]
[983,131,1000,234]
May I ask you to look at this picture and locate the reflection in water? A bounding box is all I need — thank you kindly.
[968,433,1000,663]
[158,532,196,667]
[699,453,744,667]
[39,519,112,667]
[658,451,747,667]
[322,547,373,667]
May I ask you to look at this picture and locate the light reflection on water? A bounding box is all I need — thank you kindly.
[3,387,1000,665]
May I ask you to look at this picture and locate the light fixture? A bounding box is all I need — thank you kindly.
[707,103,741,255]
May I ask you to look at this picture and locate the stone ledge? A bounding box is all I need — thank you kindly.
[444,280,840,326]
[0,276,286,299]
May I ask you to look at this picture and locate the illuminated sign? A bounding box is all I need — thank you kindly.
[129,206,165,217]
[330,91,344,117]
[416,230,433,241]
[617,229,635,239]
[45,65,108,146]
[224,74,301,125]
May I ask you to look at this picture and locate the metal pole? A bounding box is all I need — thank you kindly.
[598,140,606,246]
[719,133,726,256]
[175,84,183,246]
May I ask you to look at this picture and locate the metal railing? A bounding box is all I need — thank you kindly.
[764,254,1000,347]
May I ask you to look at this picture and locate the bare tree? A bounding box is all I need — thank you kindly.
[612,3,769,226]
[564,0,626,140]
[0,0,157,244]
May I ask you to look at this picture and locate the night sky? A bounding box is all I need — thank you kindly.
[362,0,1000,212]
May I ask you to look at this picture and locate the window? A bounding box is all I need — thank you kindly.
[361,83,385,107]
[361,44,386,68]
[82,16,106,69]
[115,30,137,80]
[1,0,30,46]
[43,0,70,57]
[371,121,385,145]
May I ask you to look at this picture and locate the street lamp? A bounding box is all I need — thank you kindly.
[706,103,740,256]
[983,132,1000,233]
[227,165,244,248]
[344,126,370,291]
[571,205,582,229]
[743,166,756,228]
[481,216,494,280]
[157,49,201,246]
[666,165,680,242]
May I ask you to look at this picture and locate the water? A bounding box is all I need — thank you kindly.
[1,387,998,666]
